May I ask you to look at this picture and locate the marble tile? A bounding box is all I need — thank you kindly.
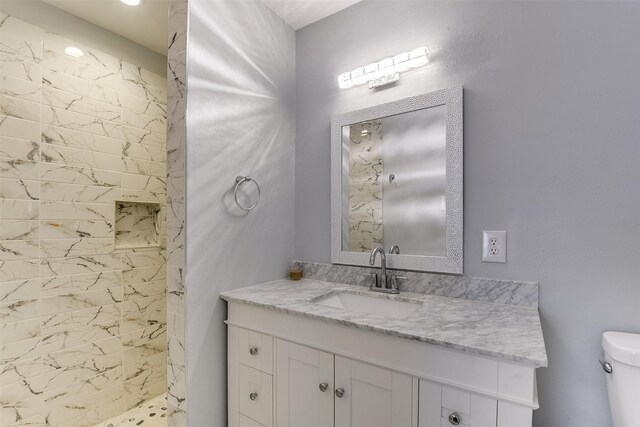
[1,13,168,424]
[40,254,122,277]
[0,15,44,63]
[122,93,166,118]
[0,159,39,181]
[123,125,165,149]
[40,220,114,239]
[42,125,124,156]
[40,201,114,221]
[0,318,41,344]
[0,94,41,122]
[0,136,40,161]
[0,178,40,200]
[42,86,121,122]
[0,199,39,219]
[2,74,40,108]
[120,294,166,332]
[41,303,120,335]
[0,259,40,282]
[40,182,120,203]
[40,106,121,139]
[0,239,40,260]
[40,286,123,316]
[124,280,165,301]
[0,277,40,303]
[0,220,39,240]
[0,115,40,140]
[0,57,42,82]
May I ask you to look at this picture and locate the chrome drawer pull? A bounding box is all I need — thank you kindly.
[319,382,328,392]
[249,392,258,401]
[335,387,345,398]
[249,346,259,356]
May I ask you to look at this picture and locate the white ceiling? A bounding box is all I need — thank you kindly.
[263,0,363,30]
[39,0,361,55]
[42,0,168,55]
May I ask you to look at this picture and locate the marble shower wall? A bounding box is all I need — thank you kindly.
[165,0,188,426]
[0,13,167,426]
[348,120,383,252]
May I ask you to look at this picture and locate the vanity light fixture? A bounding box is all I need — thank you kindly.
[338,46,429,89]
[120,0,142,5]
[64,46,84,58]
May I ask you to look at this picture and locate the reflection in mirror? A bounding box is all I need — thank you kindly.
[343,105,447,256]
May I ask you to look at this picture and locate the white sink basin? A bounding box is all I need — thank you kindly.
[313,291,421,319]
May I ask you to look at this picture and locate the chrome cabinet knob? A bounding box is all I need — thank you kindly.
[249,346,259,356]
[335,387,345,398]
[249,392,258,401]
[448,412,461,425]
[319,382,328,392]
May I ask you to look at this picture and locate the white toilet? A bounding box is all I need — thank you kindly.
[602,331,640,427]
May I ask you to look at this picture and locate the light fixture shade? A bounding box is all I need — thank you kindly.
[409,47,429,68]
[351,67,367,85]
[64,46,84,58]
[120,0,142,5]
[378,57,395,76]
[393,52,411,72]
[364,63,380,80]
[337,45,430,89]
[338,72,353,89]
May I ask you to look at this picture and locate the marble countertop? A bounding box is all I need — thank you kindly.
[220,279,548,367]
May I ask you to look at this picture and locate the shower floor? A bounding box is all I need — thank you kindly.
[95,394,167,427]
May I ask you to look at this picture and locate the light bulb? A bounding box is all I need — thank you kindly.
[64,46,84,58]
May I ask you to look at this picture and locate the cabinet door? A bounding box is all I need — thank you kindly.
[335,356,414,427]
[275,339,334,427]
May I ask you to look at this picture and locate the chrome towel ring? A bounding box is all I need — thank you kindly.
[234,175,261,211]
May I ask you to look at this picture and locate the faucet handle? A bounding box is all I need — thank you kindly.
[393,276,408,281]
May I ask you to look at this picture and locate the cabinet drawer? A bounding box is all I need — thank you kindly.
[239,364,273,427]
[420,381,497,427]
[239,328,273,374]
[240,413,266,427]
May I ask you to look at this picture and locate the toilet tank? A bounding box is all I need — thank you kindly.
[602,331,640,427]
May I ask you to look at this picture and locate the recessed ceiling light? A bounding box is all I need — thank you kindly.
[120,0,142,5]
[64,46,84,58]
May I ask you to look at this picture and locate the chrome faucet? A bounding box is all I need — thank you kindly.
[369,247,399,294]
[389,245,400,254]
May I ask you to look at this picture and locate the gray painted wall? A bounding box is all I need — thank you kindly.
[186,0,295,425]
[0,0,166,75]
[295,1,640,426]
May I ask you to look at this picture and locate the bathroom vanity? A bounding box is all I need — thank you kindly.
[222,279,547,427]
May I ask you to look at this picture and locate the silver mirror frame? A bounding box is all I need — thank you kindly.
[330,86,463,274]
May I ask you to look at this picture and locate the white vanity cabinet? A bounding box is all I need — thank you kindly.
[226,300,540,427]
[277,339,415,427]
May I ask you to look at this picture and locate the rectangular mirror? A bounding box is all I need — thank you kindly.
[331,87,463,273]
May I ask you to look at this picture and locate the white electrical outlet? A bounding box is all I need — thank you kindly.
[482,230,506,263]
